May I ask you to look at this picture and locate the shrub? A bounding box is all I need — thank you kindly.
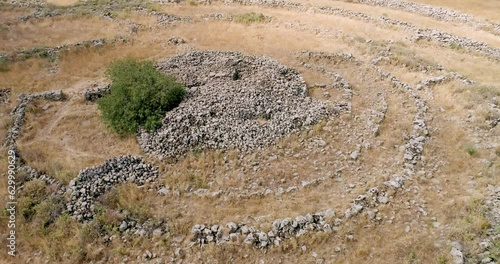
[97,57,185,135]
[0,59,9,72]
[465,146,478,156]
[234,12,267,24]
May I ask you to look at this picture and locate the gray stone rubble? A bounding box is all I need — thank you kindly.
[113,216,170,238]
[191,209,335,248]
[66,156,158,221]
[83,83,111,102]
[138,51,332,158]
[0,88,11,104]
[475,185,500,264]
[153,11,192,25]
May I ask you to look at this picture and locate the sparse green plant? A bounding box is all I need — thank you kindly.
[97,57,185,135]
[187,0,198,6]
[0,59,9,72]
[465,146,478,156]
[189,173,208,189]
[450,43,462,50]
[437,256,448,264]
[354,36,366,43]
[408,251,418,263]
[234,12,267,24]
[18,180,47,221]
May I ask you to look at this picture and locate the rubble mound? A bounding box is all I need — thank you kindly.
[66,156,158,221]
[138,51,331,158]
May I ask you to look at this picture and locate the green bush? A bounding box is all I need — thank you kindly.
[465,146,478,156]
[97,57,185,135]
[234,12,267,24]
[0,59,9,72]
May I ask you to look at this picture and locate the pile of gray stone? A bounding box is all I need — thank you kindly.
[168,36,187,46]
[224,0,303,9]
[150,0,184,3]
[297,51,357,65]
[0,88,11,104]
[201,13,233,21]
[83,83,111,102]
[344,187,388,219]
[368,93,387,136]
[138,51,331,158]
[191,209,335,248]
[153,11,192,25]
[116,217,170,238]
[66,156,158,221]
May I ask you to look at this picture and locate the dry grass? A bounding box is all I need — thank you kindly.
[16,97,142,183]
[0,10,32,24]
[99,183,154,222]
[46,0,80,6]
[0,15,125,53]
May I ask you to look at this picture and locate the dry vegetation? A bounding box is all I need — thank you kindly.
[0,0,498,263]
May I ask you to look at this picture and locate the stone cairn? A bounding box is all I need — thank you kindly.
[138,50,332,158]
